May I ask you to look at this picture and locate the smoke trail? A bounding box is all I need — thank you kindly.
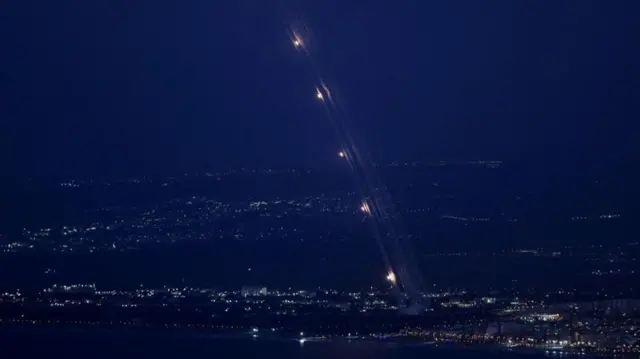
[274,0,429,312]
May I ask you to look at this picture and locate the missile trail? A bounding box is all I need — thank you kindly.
[274,0,428,313]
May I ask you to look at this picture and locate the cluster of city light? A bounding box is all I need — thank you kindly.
[6,279,640,353]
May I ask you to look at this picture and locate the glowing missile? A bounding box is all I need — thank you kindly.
[292,32,304,49]
[360,201,371,215]
[386,270,397,285]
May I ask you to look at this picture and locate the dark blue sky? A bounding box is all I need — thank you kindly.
[2,0,637,178]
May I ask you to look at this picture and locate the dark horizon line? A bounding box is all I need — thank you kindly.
[14,159,505,184]
[9,151,636,185]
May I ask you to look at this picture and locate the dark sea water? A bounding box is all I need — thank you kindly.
[0,327,547,359]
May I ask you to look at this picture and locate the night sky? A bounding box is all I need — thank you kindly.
[2,0,638,179]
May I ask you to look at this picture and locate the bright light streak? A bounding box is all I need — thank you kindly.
[386,270,397,285]
[292,32,304,49]
[321,82,332,102]
[282,16,425,312]
[360,201,371,215]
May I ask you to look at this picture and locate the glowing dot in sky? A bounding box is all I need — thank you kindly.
[292,32,304,48]
[386,270,397,285]
[360,201,371,214]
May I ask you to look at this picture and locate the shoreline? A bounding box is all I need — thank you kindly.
[1,323,596,358]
